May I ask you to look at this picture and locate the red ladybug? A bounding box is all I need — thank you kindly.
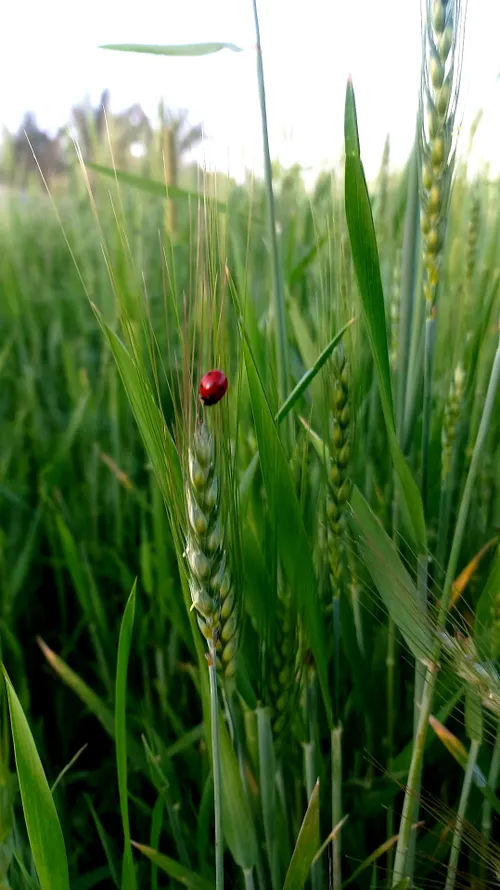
[199,369,228,406]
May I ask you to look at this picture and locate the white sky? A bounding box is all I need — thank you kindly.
[2,0,499,183]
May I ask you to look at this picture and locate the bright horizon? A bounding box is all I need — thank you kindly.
[3,0,499,183]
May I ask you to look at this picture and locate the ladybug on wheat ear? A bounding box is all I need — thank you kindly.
[199,369,228,406]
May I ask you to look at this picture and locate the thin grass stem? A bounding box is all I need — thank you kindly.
[480,719,500,882]
[209,648,224,890]
[421,313,435,511]
[396,141,419,444]
[251,0,290,416]
[243,868,256,890]
[386,490,399,878]
[435,482,451,586]
[444,739,480,890]
[304,672,322,890]
[331,725,343,890]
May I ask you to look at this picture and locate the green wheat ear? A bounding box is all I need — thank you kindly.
[266,586,303,752]
[327,342,352,598]
[441,363,466,481]
[185,420,238,682]
[390,249,402,371]
[419,0,465,306]
[466,183,480,284]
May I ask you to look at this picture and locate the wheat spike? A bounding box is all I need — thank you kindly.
[390,249,402,370]
[185,421,238,681]
[441,362,466,481]
[266,587,303,751]
[327,343,352,597]
[466,184,480,283]
[419,0,466,306]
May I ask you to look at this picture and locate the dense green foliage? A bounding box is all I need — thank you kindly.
[1,22,500,890]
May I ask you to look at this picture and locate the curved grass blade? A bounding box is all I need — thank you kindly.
[150,797,164,890]
[55,513,108,640]
[218,709,258,870]
[342,832,401,888]
[252,0,289,410]
[86,163,227,211]
[429,715,500,816]
[275,318,356,425]
[257,707,279,890]
[50,743,88,794]
[349,486,433,665]
[100,42,242,56]
[243,338,332,727]
[37,638,154,786]
[132,843,214,890]
[85,795,120,888]
[3,669,70,890]
[289,234,329,286]
[475,545,500,659]
[392,684,464,773]
[450,537,499,610]
[116,582,138,890]
[93,312,182,518]
[344,78,425,552]
[283,780,320,890]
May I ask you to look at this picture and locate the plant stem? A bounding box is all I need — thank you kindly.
[243,869,256,890]
[480,719,500,882]
[276,764,292,862]
[405,556,428,879]
[402,262,425,454]
[209,648,224,890]
[392,335,500,885]
[435,481,451,587]
[257,707,280,890]
[444,740,480,890]
[396,141,419,443]
[386,491,399,878]
[332,594,341,726]
[331,725,343,890]
[421,312,435,512]
[386,615,395,863]
[251,0,289,415]
[304,672,322,890]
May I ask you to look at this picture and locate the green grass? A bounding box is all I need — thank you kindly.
[1,6,500,889]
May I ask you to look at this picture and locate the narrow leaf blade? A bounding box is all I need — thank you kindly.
[116,583,138,890]
[132,843,214,890]
[86,163,227,210]
[275,318,355,425]
[218,710,258,869]
[4,671,70,890]
[243,340,332,726]
[344,79,425,552]
[429,714,500,813]
[100,42,242,56]
[350,487,433,664]
[283,781,320,890]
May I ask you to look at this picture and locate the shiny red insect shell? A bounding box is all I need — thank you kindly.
[199,369,228,406]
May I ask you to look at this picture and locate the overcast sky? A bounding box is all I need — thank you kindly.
[2,0,499,182]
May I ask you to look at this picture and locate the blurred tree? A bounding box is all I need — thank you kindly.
[70,89,112,160]
[71,90,154,166]
[8,113,65,188]
[159,102,204,237]
[0,92,204,196]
